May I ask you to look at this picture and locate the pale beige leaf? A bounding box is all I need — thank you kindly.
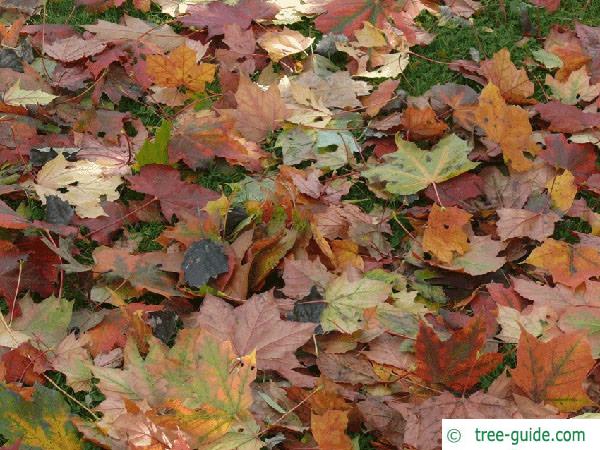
[258,27,314,62]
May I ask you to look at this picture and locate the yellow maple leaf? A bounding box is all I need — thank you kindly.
[146,45,215,92]
[475,83,540,172]
[547,169,577,212]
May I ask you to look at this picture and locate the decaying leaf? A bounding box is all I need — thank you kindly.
[512,329,594,412]
[362,133,478,195]
[415,316,503,391]
[0,383,84,449]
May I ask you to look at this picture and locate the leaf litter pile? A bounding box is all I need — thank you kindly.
[3,0,600,449]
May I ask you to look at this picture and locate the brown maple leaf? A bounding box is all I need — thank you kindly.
[415,315,503,391]
[512,329,594,412]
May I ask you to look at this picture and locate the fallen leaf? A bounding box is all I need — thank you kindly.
[361,80,398,118]
[228,75,289,142]
[546,66,600,105]
[311,410,353,450]
[44,35,107,62]
[415,315,503,391]
[0,383,83,449]
[146,44,216,92]
[362,133,478,195]
[475,83,539,171]
[3,79,57,106]
[496,208,559,241]
[525,239,600,288]
[423,204,472,263]
[258,27,314,62]
[547,169,577,212]
[512,329,593,412]
[84,16,185,52]
[189,292,315,378]
[480,48,534,104]
[540,133,597,182]
[182,239,229,287]
[321,272,391,333]
[126,164,219,220]
[400,106,448,140]
[34,154,122,219]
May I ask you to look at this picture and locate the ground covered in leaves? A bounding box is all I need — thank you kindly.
[2,0,600,449]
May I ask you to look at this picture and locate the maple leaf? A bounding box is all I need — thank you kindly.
[475,83,539,172]
[0,383,83,450]
[180,0,278,37]
[3,79,57,106]
[362,133,478,195]
[33,153,122,219]
[321,272,391,333]
[362,79,399,117]
[257,27,314,62]
[146,44,216,92]
[0,199,29,230]
[125,164,219,219]
[84,16,185,52]
[281,257,333,299]
[93,246,182,297]
[169,110,267,171]
[512,329,593,412]
[525,238,600,288]
[496,304,551,343]
[0,238,59,309]
[44,35,107,62]
[311,410,353,450]
[496,208,559,241]
[93,330,257,447]
[315,0,431,45]
[558,306,600,357]
[182,239,229,287]
[400,106,448,140]
[227,75,289,142]
[480,48,535,104]
[134,119,171,168]
[2,295,72,349]
[540,133,597,182]
[415,316,503,391]
[423,204,472,263]
[189,292,315,378]
[547,169,577,212]
[536,101,600,133]
[402,392,518,450]
[545,66,600,105]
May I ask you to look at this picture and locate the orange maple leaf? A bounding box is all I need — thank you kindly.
[423,204,472,263]
[525,238,600,288]
[475,83,540,171]
[512,329,594,412]
[480,48,535,104]
[146,45,216,92]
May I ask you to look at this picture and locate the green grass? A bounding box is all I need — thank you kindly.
[480,343,517,390]
[126,221,165,252]
[196,163,248,194]
[402,0,600,96]
[32,0,170,28]
[553,217,592,244]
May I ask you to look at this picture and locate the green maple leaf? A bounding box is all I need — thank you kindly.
[134,119,172,169]
[362,133,478,195]
[321,273,391,333]
[0,383,83,450]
